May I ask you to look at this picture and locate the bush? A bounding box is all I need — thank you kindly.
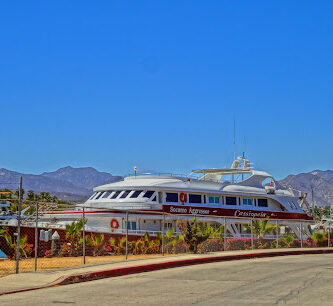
[226,238,251,251]
[197,238,224,254]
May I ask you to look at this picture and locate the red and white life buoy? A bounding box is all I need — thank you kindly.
[110,219,120,229]
[179,192,187,203]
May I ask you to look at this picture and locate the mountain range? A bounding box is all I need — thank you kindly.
[0,166,332,206]
[0,166,122,202]
[279,170,333,207]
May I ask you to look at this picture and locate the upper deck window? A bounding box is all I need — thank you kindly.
[288,200,298,210]
[143,190,154,198]
[102,192,111,199]
[189,194,201,204]
[95,192,103,200]
[89,192,97,200]
[111,191,121,199]
[130,190,143,198]
[120,190,131,199]
[242,198,253,205]
[258,198,268,207]
[208,196,220,204]
[166,193,178,203]
[226,196,237,205]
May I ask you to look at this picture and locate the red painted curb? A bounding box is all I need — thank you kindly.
[1,249,333,296]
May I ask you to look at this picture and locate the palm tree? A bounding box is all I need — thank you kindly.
[109,237,127,255]
[3,234,29,258]
[65,218,86,255]
[281,234,295,248]
[312,232,325,247]
[88,234,104,256]
[14,188,25,200]
[26,190,35,201]
[245,218,276,239]
[178,218,211,253]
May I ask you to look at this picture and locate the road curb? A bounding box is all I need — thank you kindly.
[1,248,333,296]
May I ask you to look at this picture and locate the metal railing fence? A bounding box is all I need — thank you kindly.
[0,202,330,278]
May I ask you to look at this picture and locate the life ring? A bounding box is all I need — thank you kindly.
[179,193,187,203]
[110,219,120,229]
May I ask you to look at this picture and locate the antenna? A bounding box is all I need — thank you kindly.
[232,114,236,183]
[311,186,315,216]
[244,136,246,158]
[233,114,236,161]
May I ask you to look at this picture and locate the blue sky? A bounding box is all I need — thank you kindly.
[0,1,332,179]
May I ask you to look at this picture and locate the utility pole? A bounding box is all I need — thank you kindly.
[15,176,23,274]
[34,201,39,271]
[311,186,315,217]
[232,114,236,183]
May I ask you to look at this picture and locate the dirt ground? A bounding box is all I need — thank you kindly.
[0,254,168,278]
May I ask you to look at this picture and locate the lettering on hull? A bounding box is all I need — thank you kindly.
[163,205,313,221]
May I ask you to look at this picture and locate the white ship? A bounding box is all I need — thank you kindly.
[38,157,314,239]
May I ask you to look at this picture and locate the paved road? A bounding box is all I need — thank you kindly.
[1,254,333,305]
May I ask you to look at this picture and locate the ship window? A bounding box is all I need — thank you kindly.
[208,196,220,204]
[143,190,154,198]
[258,198,268,207]
[130,190,143,198]
[164,223,173,229]
[152,196,157,201]
[226,196,237,205]
[111,191,121,199]
[288,200,297,210]
[125,221,137,230]
[95,192,103,200]
[89,192,97,200]
[102,192,111,199]
[189,194,201,203]
[243,198,253,205]
[120,190,131,199]
[166,193,178,202]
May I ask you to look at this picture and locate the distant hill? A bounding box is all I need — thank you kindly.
[41,166,122,191]
[278,170,333,207]
[0,167,123,202]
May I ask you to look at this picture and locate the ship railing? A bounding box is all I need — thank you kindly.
[123,172,250,184]
[123,172,229,184]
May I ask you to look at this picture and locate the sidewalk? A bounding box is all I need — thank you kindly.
[1,248,332,296]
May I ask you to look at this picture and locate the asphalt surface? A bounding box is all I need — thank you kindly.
[0,254,332,305]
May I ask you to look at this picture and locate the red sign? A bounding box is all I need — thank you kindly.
[162,205,313,221]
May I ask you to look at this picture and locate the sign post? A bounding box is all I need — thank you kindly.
[275,219,279,248]
[300,221,303,248]
[126,211,129,260]
[250,219,254,250]
[223,217,226,251]
[162,213,165,256]
[328,221,330,248]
